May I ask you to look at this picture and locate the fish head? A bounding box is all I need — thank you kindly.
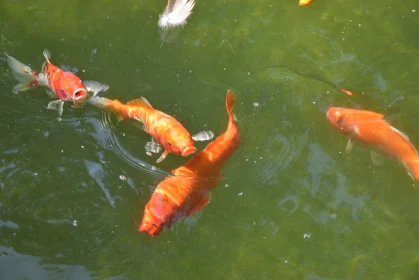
[326,107,359,136]
[139,211,164,237]
[163,128,197,157]
[61,73,88,104]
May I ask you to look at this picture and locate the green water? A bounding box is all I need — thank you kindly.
[1,0,419,279]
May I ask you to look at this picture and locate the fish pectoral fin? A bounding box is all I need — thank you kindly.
[145,141,162,155]
[84,80,110,98]
[346,139,354,154]
[43,49,51,63]
[370,151,384,166]
[47,100,64,121]
[192,130,215,141]
[186,193,211,216]
[156,150,170,163]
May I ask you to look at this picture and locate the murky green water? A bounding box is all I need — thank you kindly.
[1,0,419,279]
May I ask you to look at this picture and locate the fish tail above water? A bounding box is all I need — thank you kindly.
[5,53,41,94]
[158,0,196,28]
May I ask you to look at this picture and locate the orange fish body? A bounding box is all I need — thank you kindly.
[90,96,197,162]
[327,107,419,180]
[139,90,241,236]
[41,60,87,104]
[299,0,314,6]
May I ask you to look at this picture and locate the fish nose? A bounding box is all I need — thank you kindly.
[182,146,197,157]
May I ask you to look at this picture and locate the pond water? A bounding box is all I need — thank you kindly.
[1,0,419,279]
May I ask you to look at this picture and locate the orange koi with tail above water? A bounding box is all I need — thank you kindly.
[89,96,214,163]
[327,107,419,181]
[139,90,241,236]
[5,50,109,118]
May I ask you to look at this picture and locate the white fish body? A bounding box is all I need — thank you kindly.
[158,0,196,28]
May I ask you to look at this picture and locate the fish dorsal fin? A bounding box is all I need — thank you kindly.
[43,49,51,63]
[186,193,211,216]
[391,126,419,155]
[391,126,409,141]
[127,97,153,109]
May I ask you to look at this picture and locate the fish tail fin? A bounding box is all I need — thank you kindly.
[339,88,353,96]
[5,53,39,94]
[43,49,51,63]
[158,0,196,28]
[226,89,237,119]
[89,97,125,123]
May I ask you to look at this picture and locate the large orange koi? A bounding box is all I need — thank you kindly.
[89,96,213,163]
[327,107,419,181]
[139,89,241,236]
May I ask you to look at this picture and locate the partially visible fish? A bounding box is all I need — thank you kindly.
[299,0,314,6]
[140,90,241,236]
[89,96,213,163]
[159,0,196,28]
[327,107,419,181]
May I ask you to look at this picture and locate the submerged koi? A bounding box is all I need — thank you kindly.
[5,50,108,117]
[139,90,241,236]
[327,107,419,181]
[89,96,213,163]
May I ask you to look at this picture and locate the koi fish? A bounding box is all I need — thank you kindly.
[140,89,241,236]
[327,107,419,181]
[89,96,214,163]
[5,50,108,118]
[299,0,314,6]
[159,0,195,28]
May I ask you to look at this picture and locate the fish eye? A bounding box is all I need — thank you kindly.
[167,142,172,146]
[336,115,344,125]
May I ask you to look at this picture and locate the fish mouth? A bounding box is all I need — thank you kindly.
[181,146,197,157]
[72,88,87,103]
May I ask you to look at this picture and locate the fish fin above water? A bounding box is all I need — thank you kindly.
[192,130,214,141]
[159,0,196,28]
[84,80,110,98]
[127,97,153,109]
[145,141,162,155]
[370,151,384,166]
[156,150,170,163]
[43,49,51,63]
[346,139,354,154]
[186,193,211,216]
[47,100,64,121]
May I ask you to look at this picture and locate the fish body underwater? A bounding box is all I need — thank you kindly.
[327,107,419,181]
[139,90,241,236]
[89,96,214,163]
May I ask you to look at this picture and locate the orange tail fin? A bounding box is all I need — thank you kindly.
[339,88,353,96]
[226,89,236,118]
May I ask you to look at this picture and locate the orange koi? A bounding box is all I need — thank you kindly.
[90,96,214,163]
[139,90,241,236]
[299,0,314,6]
[327,107,419,181]
[5,50,108,117]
